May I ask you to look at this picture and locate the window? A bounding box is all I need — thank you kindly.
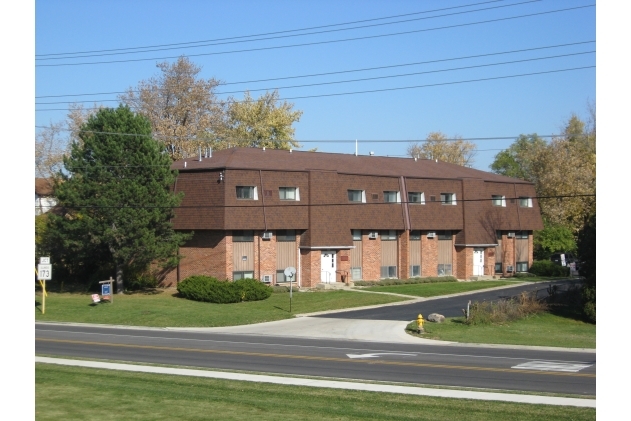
[351,267,362,280]
[276,230,296,242]
[516,262,528,273]
[440,193,456,205]
[348,189,366,202]
[516,230,528,239]
[519,197,533,207]
[352,230,362,241]
[410,265,421,277]
[437,264,452,276]
[236,186,258,200]
[438,230,452,240]
[492,195,506,207]
[233,230,254,242]
[380,230,397,240]
[410,230,421,240]
[408,192,425,204]
[233,271,254,280]
[279,187,299,201]
[276,270,296,283]
[494,262,503,273]
[380,266,397,278]
[496,230,502,240]
[383,191,400,203]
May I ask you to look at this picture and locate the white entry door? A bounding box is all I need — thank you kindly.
[321,250,337,283]
[473,248,484,276]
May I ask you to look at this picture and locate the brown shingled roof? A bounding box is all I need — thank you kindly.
[35,178,54,196]
[171,147,530,184]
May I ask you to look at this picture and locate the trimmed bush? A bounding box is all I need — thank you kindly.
[233,278,273,301]
[529,260,571,277]
[354,276,457,287]
[177,276,272,303]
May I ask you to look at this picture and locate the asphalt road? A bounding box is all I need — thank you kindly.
[316,279,581,320]
[36,321,595,396]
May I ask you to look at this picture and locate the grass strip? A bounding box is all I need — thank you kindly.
[408,312,595,349]
[34,289,407,327]
[358,280,516,297]
[36,363,595,421]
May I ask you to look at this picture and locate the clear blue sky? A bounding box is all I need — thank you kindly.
[35,0,596,171]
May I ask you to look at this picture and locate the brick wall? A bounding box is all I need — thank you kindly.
[362,233,381,281]
[422,233,438,277]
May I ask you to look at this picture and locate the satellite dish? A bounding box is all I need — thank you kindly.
[284,266,296,278]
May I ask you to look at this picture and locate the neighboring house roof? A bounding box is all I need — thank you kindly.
[171,147,531,184]
[35,178,54,196]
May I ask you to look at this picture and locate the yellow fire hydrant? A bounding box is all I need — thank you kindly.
[417,314,425,333]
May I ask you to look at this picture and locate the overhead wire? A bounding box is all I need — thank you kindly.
[35,65,596,112]
[36,0,507,57]
[35,40,596,99]
[35,4,595,67]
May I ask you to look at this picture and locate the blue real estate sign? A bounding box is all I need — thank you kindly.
[101,283,111,296]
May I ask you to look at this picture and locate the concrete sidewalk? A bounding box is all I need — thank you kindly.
[35,356,595,408]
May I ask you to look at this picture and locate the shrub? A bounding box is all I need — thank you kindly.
[354,276,457,287]
[177,276,271,303]
[233,278,273,301]
[465,291,547,325]
[529,260,570,277]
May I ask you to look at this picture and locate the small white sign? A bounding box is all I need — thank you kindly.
[38,264,52,280]
[40,257,50,265]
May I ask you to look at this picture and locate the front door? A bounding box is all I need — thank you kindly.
[473,248,484,276]
[321,250,337,283]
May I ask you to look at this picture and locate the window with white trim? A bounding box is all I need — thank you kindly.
[408,192,425,204]
[519,197,533,207]
[348,189,366,203]
[440,193,456,205]
[236,186,258,200]
[352,229,362,241]
[516,262,528,273]
[233,271,254,280]
[383,191,400,203]
[492,195,506,207]
[410,265,421,277]
[279,187,299,201]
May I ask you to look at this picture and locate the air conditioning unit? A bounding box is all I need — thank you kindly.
[368,232,378,239]
[262,232,273,240]
[427,232,436,238]
[262,275,272,283]
[506,265,514,273]
[507,231,515,238]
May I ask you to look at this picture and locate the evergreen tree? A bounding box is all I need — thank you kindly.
[45,105,190,292]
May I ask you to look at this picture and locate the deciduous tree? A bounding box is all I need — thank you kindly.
[119,57,225,160]
[224,90,302,149]
[407,132,476,166]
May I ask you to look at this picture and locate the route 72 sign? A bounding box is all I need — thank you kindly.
[37,264,52,280]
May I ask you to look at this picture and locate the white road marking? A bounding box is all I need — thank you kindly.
[346,353,417,359]
[512,361,592,372]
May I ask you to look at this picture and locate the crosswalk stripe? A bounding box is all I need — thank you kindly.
[512,361,592,372]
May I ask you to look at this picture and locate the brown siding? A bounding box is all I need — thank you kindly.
[381,240,398,266]
[276,240,296,270]
[516,238,529,262]
[438,238,453,265]
[410,239,421,265]
[351,240,362,268]
[233,241,254,271]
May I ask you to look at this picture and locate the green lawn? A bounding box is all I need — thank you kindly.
[358,280,517,297]
[35,289,407,327]
[35,364,595,421]
[408,312,595,349]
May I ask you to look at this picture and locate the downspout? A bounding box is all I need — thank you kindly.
[399,176,410,230]
[173,173,180,284]
[513,183,521,272]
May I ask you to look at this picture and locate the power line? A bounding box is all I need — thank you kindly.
[35,41,595,99]
[35,194,596,211]
[34,65,597,112]
[36,0,507,57]
[35,51,595,105]
[36,1,536,60]
[33,126,570,143]
[35,5,595,68]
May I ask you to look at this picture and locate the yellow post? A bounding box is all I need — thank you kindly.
[35,268,47,314]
